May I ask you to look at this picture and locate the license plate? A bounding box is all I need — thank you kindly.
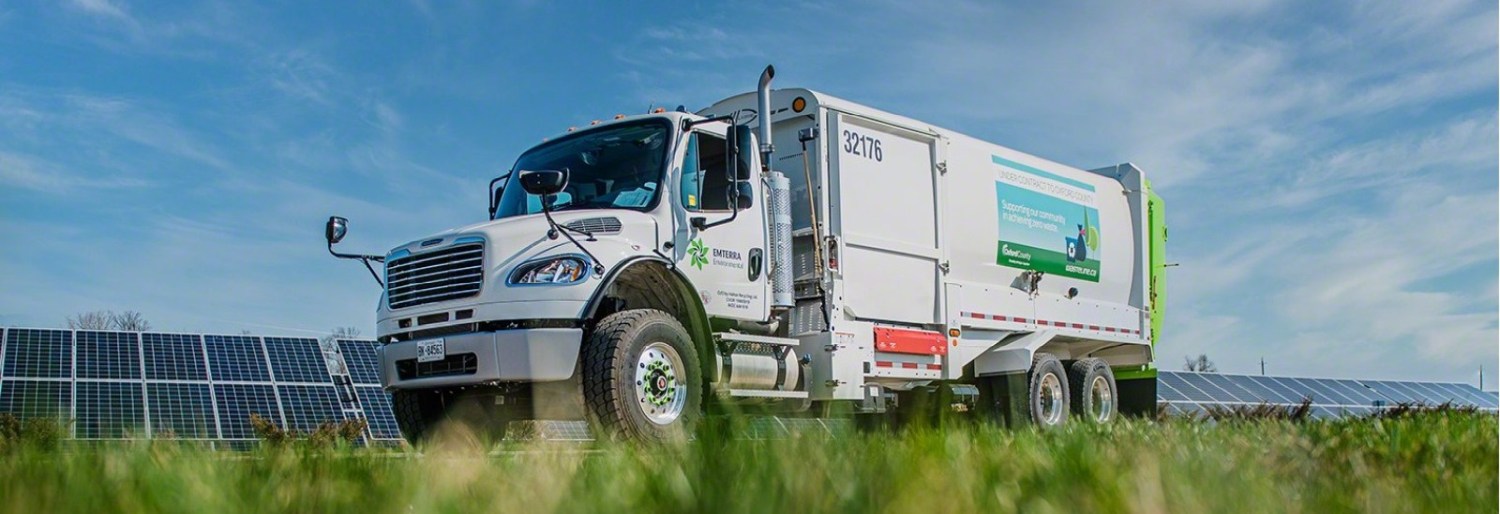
[416,338,446,363]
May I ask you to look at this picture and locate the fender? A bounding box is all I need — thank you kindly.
[581,255,715,376]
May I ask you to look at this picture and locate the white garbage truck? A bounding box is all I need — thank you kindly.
[325,66,1168,442]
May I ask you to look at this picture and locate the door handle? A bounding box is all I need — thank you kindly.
[748,248,763,281]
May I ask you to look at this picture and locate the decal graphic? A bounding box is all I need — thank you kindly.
[993,155,1102,282]
[688,239,709,270]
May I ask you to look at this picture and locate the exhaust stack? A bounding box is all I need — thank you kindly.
[756,65,775,171]
[756,65,793,311]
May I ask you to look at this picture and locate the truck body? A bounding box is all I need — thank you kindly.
[328,67,1166,441]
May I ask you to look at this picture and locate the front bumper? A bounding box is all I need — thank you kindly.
[377,327,583,389]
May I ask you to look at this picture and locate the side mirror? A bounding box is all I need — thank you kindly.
[732,124,754,181]
[325,216,348,245]
[519,169,568,196]
[733,182,754,210]
[487,173,510,219]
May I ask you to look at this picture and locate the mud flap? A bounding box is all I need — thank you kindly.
[1116,376,1158,417]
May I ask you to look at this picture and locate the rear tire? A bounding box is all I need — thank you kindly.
[581,309,702,442]
[1026,353,1070,428]
[1068,358,1117,424]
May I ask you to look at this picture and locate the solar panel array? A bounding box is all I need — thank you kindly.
[1159,370,1499,418]
[0,328,401,447]
[3,326,1497,447]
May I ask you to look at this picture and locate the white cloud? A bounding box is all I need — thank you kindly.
[260,49,338,105]
[0,151,150,193]
[68,0,132,22]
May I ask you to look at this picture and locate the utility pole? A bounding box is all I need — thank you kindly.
[1260,357,1265,376]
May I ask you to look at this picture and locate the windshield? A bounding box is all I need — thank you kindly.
[494,119,673,220]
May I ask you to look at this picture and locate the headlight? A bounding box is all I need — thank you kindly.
[508,256,590,285]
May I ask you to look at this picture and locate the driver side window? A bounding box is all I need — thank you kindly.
[680,132,730,212]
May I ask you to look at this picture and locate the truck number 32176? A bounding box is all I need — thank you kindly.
[842,130,883,162]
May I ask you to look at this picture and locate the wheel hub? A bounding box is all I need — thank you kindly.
[1038,373,1064,425]
[635,342,686,424]
[1090,375,1114,422]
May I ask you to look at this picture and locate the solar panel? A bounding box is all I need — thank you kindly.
[1428,383,1480,406]
[142,333,207,381]
[75,331,141,380]
[1325,380,1379,405]
[1156,378,1190,402]
[1181,372,1248,402]
[205,336,271,382]
[1207,375,1261,402]
[1244,376,1301,404]
[277,385,343,433]
[263,337,332,384]
[355,386,401,440]
[8,327,1500,446]
[0,380,71,419]
[1470,388,1498,409]
[213,384,281,439]
[75,382,145,439]
[147,383,217,439]
[3,329,72,379]
[1307,379,1360,405]
[1364,381,1419,404]
[337,340,382,385]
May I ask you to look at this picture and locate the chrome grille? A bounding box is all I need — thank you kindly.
[564,217,622,235]
[386,241,485,310]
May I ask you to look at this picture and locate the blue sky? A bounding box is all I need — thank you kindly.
[1,1,1495,388]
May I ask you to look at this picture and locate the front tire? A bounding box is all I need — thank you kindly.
[391,388,446,445]
[391,388,518,445]
[581,309,703,442]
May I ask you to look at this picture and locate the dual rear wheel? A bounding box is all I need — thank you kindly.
[1026,354,1117,428]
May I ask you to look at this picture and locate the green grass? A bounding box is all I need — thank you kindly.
[0,412,1494,513]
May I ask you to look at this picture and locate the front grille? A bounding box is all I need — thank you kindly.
[396,353,478,380]
[386,241,485,310]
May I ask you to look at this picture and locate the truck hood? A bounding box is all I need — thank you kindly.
[387,210,659,267]
[377,210,663,326]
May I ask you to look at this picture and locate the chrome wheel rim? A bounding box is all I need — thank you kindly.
[1038,372,1065,425]
[635,342,687,425]
[1090,375,1114,423]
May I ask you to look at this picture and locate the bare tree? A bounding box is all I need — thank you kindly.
[1183,354,1217,373]
[66,310,152,332]
[319,326,362,376]
[110,311,151,332]
[66,311,114,330]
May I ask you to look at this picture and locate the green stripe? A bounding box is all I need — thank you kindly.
[992,154,1096,192]
[1114,367,1158,381]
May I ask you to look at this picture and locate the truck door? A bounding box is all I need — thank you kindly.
[828,113,943,324]
[672,126,770,322]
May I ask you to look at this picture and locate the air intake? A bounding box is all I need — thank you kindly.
[767,172,793,309]
[564,217,622,235]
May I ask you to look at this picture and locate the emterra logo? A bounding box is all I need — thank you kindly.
[688,239,709,269]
